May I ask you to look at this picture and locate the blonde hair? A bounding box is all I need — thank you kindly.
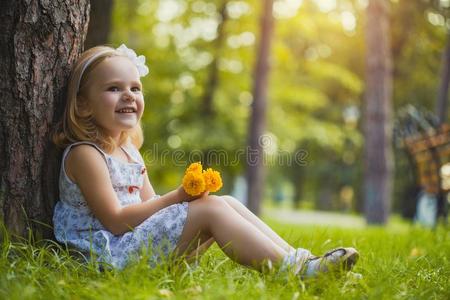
[53,45,144,152]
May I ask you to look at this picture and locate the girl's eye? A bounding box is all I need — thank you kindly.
[131,87,141,92]
[108,86,119,92]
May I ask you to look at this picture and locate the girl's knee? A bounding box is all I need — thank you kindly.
[221,195,242,207]
[220,195,240,206]
[192,195,231,214]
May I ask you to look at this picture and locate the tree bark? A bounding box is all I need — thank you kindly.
[436,31,450,125]
[0,0,90,238]
[364,0,394,224]
[246,0,274,215]
[84,0,114,49]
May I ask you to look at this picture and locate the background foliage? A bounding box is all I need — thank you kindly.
[110,0,447,214]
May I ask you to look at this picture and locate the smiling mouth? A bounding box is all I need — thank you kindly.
[115,108,136,113]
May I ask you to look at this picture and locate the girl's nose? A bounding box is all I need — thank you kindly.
[122,91,135,102]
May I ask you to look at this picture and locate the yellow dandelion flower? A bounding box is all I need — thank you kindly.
[203,168,223,192]
[183,171,206,196]
[186,162,203,174]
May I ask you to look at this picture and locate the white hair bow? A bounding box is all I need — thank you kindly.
[116,44,149,77]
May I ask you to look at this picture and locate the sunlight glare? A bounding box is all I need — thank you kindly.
[178,47,213,71]
[191,1,205,13]
[356,0,368,9]
[156,0,186,22]
[239,91,253,106]
[219,58,243,73]
[190,17,219,41]
[177,73,196,90]
[226,1,251,19]
[315,0,336,12]
[341,11,356,32]
[192,1,217,16]
[273,0,303,19]
[427,11,445,26]
[343,105,360,126]
[167,135,182,148]
[227,32,255,48]
[261,132,278,156]
[153,23,171,48]
[440,0,450,8]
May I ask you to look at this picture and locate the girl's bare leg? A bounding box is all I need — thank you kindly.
[185,237,215,263]
[175,195,287,270]
[182,195,295,263]
[221,195,295,253]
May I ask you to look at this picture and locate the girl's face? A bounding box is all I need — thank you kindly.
[82,56,144,138]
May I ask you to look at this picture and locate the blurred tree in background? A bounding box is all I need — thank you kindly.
[364,0,393,224]
[106,0,448,218]
[246,0,274,215]
[85,0,114,49]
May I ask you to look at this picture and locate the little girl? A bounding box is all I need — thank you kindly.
[52,44,359,277]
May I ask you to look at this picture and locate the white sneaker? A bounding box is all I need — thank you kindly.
[303,247,359,278]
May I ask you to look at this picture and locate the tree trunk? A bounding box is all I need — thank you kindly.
[0,1,90,238]
[201,1,229,168]
[436,31,450,125]
[364,0,394,224]
[84,0,114,49]
[202,0,228,116]
[246,0,274,215]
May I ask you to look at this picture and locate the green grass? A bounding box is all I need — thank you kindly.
[0,219,449,300]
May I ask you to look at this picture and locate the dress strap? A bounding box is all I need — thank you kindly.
[61,142,108,183]
[120,143,144,165]
[62,141,107,160]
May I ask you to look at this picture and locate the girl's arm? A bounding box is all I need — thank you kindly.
[126,139,156,202]
[139,169,156,202]
[67,145,186,235]
[132,142,202,203]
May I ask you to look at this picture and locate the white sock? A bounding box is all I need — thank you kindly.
[280,248,312,275]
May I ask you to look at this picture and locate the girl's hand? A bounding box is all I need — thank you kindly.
[176,185,209,202]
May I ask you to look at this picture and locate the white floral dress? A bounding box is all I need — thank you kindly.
[53,141,189,269]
